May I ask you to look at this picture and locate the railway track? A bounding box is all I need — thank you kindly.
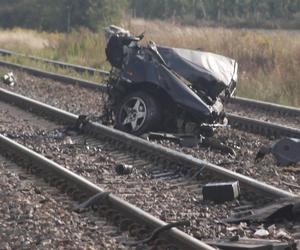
[1,48,300,116]
[1,48,300,118]
[0,57,299,139]
[1,55,294,248]
[0,154,124,249]
[0,132,210,249]
[0,48,108,76]
[0,86,299,249]
[0,87,297,197]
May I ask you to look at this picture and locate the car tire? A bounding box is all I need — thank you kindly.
[115,91,161,135]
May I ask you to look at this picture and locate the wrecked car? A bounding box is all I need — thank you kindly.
[103,25,238,136]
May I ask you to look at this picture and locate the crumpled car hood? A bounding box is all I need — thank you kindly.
[157,46,238,89]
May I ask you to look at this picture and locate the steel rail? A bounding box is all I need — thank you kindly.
[0,59,299,139]
[0,59,105,91]
[0,87,296,199]
[227,113,300,138]
[0,48,108,76]
[0,134,214,250]
[228,96,300,116]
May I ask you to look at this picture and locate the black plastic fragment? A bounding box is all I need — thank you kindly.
[202,181,240,203]
[179,134,199,147]
[115,163,133,175]
[202,137,236,155]
[74,115,90,131]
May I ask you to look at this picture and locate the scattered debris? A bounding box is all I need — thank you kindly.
[3,72,16,86]
[74,115,90,131]
[267,224,276,236]
[122,220,190,246]
[255,138,300,166]
[143,132,199,148]
[143,132,236,154]
[281,181,300,189]
[225,198,300,223]
[275,228,292,240]
[62,136,74,145]
[254,228,269,237]
[115,163,133,175]
[203,137,236,155]
[202,181,240,203]
[205,238,296,250]
[73,192,109,213]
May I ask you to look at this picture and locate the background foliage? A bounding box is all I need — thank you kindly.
[1,0,300,31]
[0,0,127,32]
[0,1,299,106]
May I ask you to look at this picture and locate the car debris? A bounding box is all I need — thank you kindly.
[122,220,190,246]
[73,192,110,213]
[225,198,300,224]
[103,25,238,136]
[254,228,269,237]
[255,138,300,166]
[143,131,236,154]
[142,132,199,147]
[204,238,296,250]
[115,163,133,175]
[202,181,240,203]
[203,136,236,155]
[2,72,16,86]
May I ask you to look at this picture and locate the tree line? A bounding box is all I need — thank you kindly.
[130,0,300,28]
[0,0,127,32]
[0,0,300,31]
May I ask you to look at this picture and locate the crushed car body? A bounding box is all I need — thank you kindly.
[103,25,238,135]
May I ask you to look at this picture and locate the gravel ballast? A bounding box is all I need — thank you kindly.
[0,158,122,250]
[1,67,300,246]
[0,100,298,244]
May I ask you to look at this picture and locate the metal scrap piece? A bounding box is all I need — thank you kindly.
[255,138,300,166]
[3,72,16,86]
[225,198,300,224]
[73,192,109,213]
[205,238,296,250]
[115,163,133,175]
[144,132,200,148]
[122,220,190,246]
[202,137,236,155]
[144,132,236,154]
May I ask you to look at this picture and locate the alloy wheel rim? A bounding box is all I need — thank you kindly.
[120,97,147,132]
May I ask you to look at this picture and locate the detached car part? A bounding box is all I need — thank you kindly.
[202,181,240,203]
[225,198,300,223]
[104,25,238,135]
[3,72,16,86]
[255,138,300,166]
[143,132,236,154]
[115,163,133,175]
[204,238,296,250]
[143,132,199,148]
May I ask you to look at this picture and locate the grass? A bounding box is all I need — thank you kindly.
[0,19,299,107]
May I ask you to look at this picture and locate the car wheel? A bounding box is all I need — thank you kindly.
[115,91,161,135]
